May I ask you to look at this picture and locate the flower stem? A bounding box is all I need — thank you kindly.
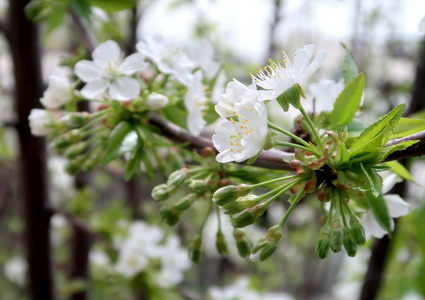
[268,121,311,148]
[263,178,305,206]
[274,141,320,157]
[299,106,323,153]
[277,189,306,229]
[251,174,301,189]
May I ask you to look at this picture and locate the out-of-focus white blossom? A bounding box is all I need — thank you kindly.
[213,84,267,163]
[4,256,27,286]
[75,40,147,100]
[251,44,327,101]
[145,92,169,110]
[211,71,227,104]
[184,70,207,136]
[189,38,220,80]
[28,109,55,136]
[208,277,258,300]
[40,68,73,108]
[362,173,410,240]
[115,242,149,277]
[89,249,111,269]
[136,36,195,86]
[309,79,345,113]
[419,16,425,33]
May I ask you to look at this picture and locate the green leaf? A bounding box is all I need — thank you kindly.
[381,140,419,161]
[349,127,386,161]
[276,84,301,111]
[361,163,383,197]
[365,191,392,234]
[101,121,132,165]
[350,104,406,158]
[124,139,144,181]
[71,0,92,21]
[330,73,364,128]
[46,6,67,33]
[341,43,359,84]
[383,161,415,182]
[390,117,425,139]
[88,0,136,12]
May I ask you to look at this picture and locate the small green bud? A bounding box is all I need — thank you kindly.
[216,230,229,255]
[65,156,85,175]
[315,227,330,259]
[166,169,188,189]
[250,225,283,261]
[188,179,208,195]
[233,229,252,257]
[222,194,259,215]
[52,129,84,150]
[151,184,172,201]
[61,112,90,128]
[330,219,343,253]
[230,203,267,228]
[175,194,197,211]
[213,184,253,206]
[259,243,277,261]
[159,207,180,226]
[63,142,87,159]
[343,226,357,257]
[350,217,366,245]
[189,235,202,264]
[81,156,98,172]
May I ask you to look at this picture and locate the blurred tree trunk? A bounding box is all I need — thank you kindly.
[9,0,56,299]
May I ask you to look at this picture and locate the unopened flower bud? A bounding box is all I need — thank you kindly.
[151,184,172,201]
[304,175,317,193]
[216,230,229,255]
[65,156,85,175]
[213,184,253,206]
[250,225,282,261]
[289,159,304,168]
[315,227,330,259]
[311,157,325,170]
[230,203,267,228]
[343,226,357,257]
[189,235,202,264]
[63,142,87,159]
[145,92,169,110]
[159,206,181,226]
[61,112,90,128]
[52,129,84,150]
[330,219,343,253]
[81,156,98,172]
[294,148,308,164]
[188,179,207,195]
[233,229,252,257]
[201,147,216,158]
[166,169,189,189]
[175,194,197,211]
[350,217,366,245]
[222,194,259,215]
[317,184,332,202]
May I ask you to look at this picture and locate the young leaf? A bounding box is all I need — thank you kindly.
[361,163,383,197]
[390,117,425,139]
[383,161,415,182]
[124,139,145,181]
[365,191,392,234]
[88,0,136,12]
[330,73,364,128]
[381,140,419,161]
[350,104,406,157]
[101,121,132,165]
[349,127,386,161]
[341,43,359,84]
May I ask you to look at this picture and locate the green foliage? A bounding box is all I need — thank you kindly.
[330,73,364,128]
[341,43,359,84]
[390,117,425,139]
[101,121,132,165]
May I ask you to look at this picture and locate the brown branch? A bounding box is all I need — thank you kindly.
[9,0,55,299]
[0,17,10,41]
[69,10,96,54]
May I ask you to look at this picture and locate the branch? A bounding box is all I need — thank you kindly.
[384,129,425,161]
[69,10,96,54]
[0,17,10,41]
[146,112,293,170]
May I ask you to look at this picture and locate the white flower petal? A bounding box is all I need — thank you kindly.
[74,60,102,82]
[292,44,315,79]
[420,16,425,33]
[120,53,148,75]
[385,194,410,218]
[382,173,402,194]
[362,210,393,240]
[301,51,328,80]
[109,77,140,101]
[309,79,345,113]
[81,78,109,99]
[93,40,121,63]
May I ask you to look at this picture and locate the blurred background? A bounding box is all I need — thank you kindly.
[1,0,425,299]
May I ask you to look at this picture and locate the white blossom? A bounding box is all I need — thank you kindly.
[155,235,191,288]
[75,40,147,101]
[145,92,169,110]
[215,79,252,118]
[115,242,149,277]
[184,70,207,136]
[189,38,220,80]
[309,79,345,113]
[362,173,410,240]
[208,277,258,300]
[251,44,327,101]
[28,108,55,136]
[40,68,73,108]
[4,256,27,286]
[213,85,267,163]
[136,36,195,86]
[211,71,227,104]
[89,249,111,269]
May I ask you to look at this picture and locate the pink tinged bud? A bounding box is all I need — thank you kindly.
[310,157,325,170]
[304,176,317,193]
[326,131,337,144]
[294,148,307,163]
[202,147,216,158]
[323,146,329,161]
[289,159,304,168]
